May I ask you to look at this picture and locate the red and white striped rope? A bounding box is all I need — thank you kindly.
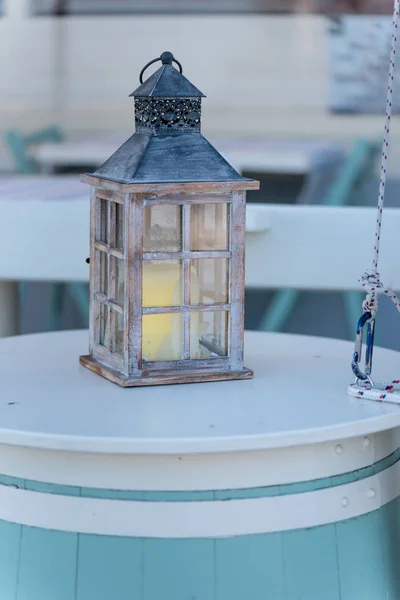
[359,0,400,317]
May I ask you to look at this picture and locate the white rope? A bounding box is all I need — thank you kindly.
[350,1,400,405]
[359,0,400,317]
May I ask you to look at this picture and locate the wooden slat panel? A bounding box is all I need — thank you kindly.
[127,193,143,374]
[143,357,229,370]
[95,188,124,203]
[142,303,230,315]
[81,176,259,193]
[335,511,388,599]
[16,527,77,600]
[283,524,341,600]
[94,242,123,259]
[92,343,124,372]
[89,188,97,353]
[246,204,400,291]
[216,533,285,600]
[143,251,231,260]
[93,293,123,315]
[182,205,191,360]
[144,196,232,206]
[143,539,214,600]
[380,497,400,599]
[76,535,143,600]
[0,520,21,599]
[229,191,246,368]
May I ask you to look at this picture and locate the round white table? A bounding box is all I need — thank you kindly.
[1,330,400,599]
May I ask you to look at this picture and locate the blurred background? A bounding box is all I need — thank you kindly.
[1,0,400,350]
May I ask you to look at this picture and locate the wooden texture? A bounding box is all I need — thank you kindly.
[283,525,341,600]
[88,187,127,374]
[216,533,285,600]
[94,242,123,260]
[229,191,246,368]
[93,293,123,315]
[88,188,97,354]
[142,304,230,314]
[336,510,387,599]
[17,527,77,600]
[143,539,214,600]
[80,354,253,387]
[142,250,231,260]
[76,535,142,600]
[381,497,400,599]
[95,189,124,204]
[80,175,259,193]
[182,204,191,360]
[127,193,143,375]
[0,520,20,598]
[1,499,400,599]
[144,194,232,206]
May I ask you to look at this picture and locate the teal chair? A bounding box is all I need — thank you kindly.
[259,138,382,336]
[4,126,64,173]
[4,126,89,331]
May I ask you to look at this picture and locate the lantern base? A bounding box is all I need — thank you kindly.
[79,355,254,387]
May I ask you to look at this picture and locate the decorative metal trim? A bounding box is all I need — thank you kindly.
[135,98,201,133]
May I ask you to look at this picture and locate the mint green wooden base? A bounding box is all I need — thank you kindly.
[1,499,400,600]
[1,451,400,600]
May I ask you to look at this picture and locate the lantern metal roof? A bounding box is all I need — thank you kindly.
[91,51,251,185]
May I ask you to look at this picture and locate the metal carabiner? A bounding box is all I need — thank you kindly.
[351,312,375,385]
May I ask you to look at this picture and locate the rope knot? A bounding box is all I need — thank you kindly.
[358,271,384,291]
[358,271,384,315]
[358,271,400,316]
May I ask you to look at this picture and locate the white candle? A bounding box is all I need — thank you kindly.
[142,262,200,361]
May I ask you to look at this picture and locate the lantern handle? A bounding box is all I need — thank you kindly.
[139,52,183,84]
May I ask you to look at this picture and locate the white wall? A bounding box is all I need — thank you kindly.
[1,14,399,154]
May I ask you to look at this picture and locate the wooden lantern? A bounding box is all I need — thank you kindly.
[80,51,259,387]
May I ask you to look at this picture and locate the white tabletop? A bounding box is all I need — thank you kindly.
[33,137,344,175]
[1,330,400,455]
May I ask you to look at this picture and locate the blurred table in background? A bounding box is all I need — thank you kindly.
[33,135,345,178]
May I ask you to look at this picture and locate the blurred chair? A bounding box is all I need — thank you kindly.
[4,126,64,174]
[258,138,381,336]
[3,126,89,331]
[246,202,400,342]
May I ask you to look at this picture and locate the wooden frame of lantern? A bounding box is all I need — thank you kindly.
[80,52,259,387]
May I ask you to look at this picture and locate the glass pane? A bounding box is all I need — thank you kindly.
[190,204,228,251]
[98,199,108,243]
[99,252,108,295]
[98,303,108,347]
[112,311,124,356]
[110,257,124,306]
[116,203,124,249]
[143,261,182,308]
[190,258,229,305]
[143,204,182,252]
[142,314,182,361]
[190,311,229,359]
